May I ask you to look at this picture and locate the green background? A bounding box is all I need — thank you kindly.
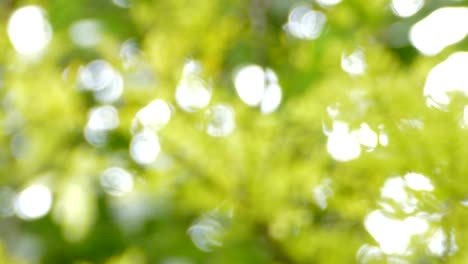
[1,0,468,263]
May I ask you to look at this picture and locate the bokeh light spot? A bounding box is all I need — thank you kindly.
[84,105,119,146]
[234,65,283,112]
[132,99,172,133]
[261,69,282,114]
[15,185,52,220]
[365,210,429,255]
[234,65,265,106]
[86,105,119,131]
[312,178,333,210]
[326,121,361,162]
[341,49,366,76]
[176,61,211,112]
[424,52,468,110]
[410,7,468,56]
[100,167,134,196]
[391,0,424,17]
[130,129,161,165]
[188,215,225,252]
[69,19,102,48]
[355,123,378,150]
[7,6,52,56]
[284,5,326,40]
[206,104,235,137]
[316,0,342,8]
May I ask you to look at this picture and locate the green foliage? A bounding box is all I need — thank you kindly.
[2,0,468,263]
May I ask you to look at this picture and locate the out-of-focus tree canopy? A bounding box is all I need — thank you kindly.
[2,0,468,263]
